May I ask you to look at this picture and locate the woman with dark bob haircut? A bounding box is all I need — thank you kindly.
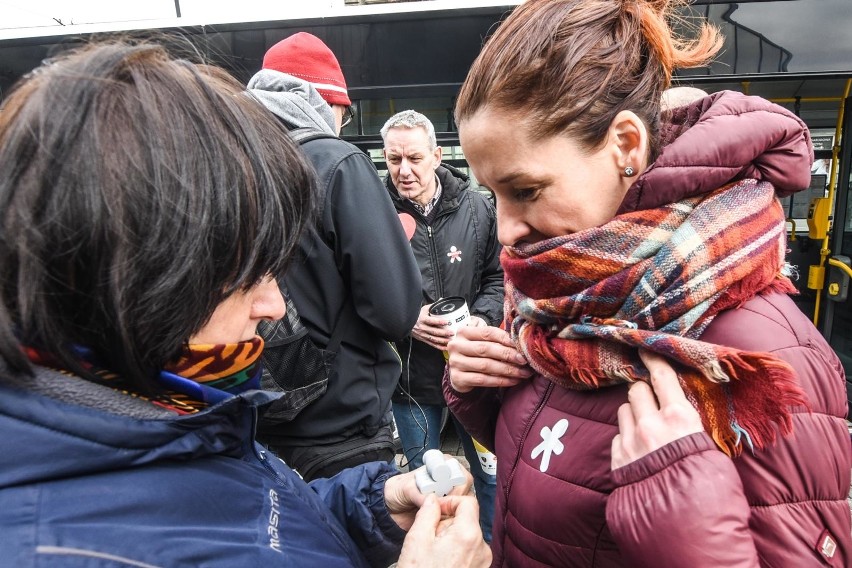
[445,0,852,566]
[0,42,491,567]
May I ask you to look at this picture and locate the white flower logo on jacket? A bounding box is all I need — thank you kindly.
[531,418,569,473]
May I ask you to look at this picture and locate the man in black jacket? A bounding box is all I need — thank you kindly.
[382,110,504,542]
[247,33,421,480]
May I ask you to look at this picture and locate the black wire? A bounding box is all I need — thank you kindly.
[395,338,429,470]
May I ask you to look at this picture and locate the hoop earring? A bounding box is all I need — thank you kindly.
[623,166,636,177]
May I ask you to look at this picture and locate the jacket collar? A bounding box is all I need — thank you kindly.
[387,164,470,214]
[0,363,277,488]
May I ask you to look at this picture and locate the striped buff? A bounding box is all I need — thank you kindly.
[164,336,264,394]
[502,180,807,456]
[23,340,265,414]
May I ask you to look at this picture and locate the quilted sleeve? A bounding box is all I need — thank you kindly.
[443,365,501,452]
[607,432,760,567]
[309,461,406,568]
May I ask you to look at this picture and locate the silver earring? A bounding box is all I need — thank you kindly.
[623,166,636,177]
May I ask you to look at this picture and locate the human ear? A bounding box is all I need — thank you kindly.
[434,146,443,167]
[608,110,649,175]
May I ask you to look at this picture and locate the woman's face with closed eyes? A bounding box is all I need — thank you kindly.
[459,106,640,247]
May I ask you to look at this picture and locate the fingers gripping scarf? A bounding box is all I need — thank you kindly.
[502,180,807,456]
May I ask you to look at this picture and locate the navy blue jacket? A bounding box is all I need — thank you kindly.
[0,363,405,567]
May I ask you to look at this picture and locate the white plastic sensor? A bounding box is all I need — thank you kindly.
[414,449,467,497]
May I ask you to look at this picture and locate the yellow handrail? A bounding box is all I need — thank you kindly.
[812,78,852,327]
[771,97,843,104]
[828,257,852,280]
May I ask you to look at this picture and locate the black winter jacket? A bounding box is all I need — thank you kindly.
[387,165,504,406]
[265,135,422,445]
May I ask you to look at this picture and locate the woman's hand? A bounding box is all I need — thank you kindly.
[397,494,492,568]
[611,350,705,469]
[384,459,473,531]
[446,325,533,393]
[411,304,456,350]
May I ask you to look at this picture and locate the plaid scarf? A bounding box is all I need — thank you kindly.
[503,179,807,456]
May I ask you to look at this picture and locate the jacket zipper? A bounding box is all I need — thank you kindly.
[401,191,461,302]
[250,405,290,485]
[251,407,370,565]
[500,381,554,562]
[426,225,445,299]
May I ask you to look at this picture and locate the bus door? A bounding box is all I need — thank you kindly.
[813,91,852,414]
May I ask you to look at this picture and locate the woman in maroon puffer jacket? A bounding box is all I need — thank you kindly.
[445,1,852,566]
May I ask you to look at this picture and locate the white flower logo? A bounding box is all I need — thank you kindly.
[447,246,462,263]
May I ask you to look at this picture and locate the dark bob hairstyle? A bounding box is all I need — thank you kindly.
[0,42,316,390]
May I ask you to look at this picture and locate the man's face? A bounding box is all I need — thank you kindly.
[383,126,442,206]
[330,104,345,136]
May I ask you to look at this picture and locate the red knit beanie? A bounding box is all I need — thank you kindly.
[262,32,351,107]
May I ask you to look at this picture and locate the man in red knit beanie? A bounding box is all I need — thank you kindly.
[247,34,422,481]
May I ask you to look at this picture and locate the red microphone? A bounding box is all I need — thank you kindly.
[398,212,416,241]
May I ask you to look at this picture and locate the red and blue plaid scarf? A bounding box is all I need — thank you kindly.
[502,179,808,456]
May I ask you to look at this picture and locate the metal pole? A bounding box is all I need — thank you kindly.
[812,79,851,330]
[823,93,852,339]
[174,0,182,18]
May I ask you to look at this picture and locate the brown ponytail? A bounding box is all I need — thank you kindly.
[456,0,722,155]
[628,0,723,85]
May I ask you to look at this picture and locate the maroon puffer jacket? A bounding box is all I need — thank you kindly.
[445,91,852,567]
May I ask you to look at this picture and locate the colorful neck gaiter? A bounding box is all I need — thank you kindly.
[502,180,808,456]
[23,337,264,415]
[160,337,265,408]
